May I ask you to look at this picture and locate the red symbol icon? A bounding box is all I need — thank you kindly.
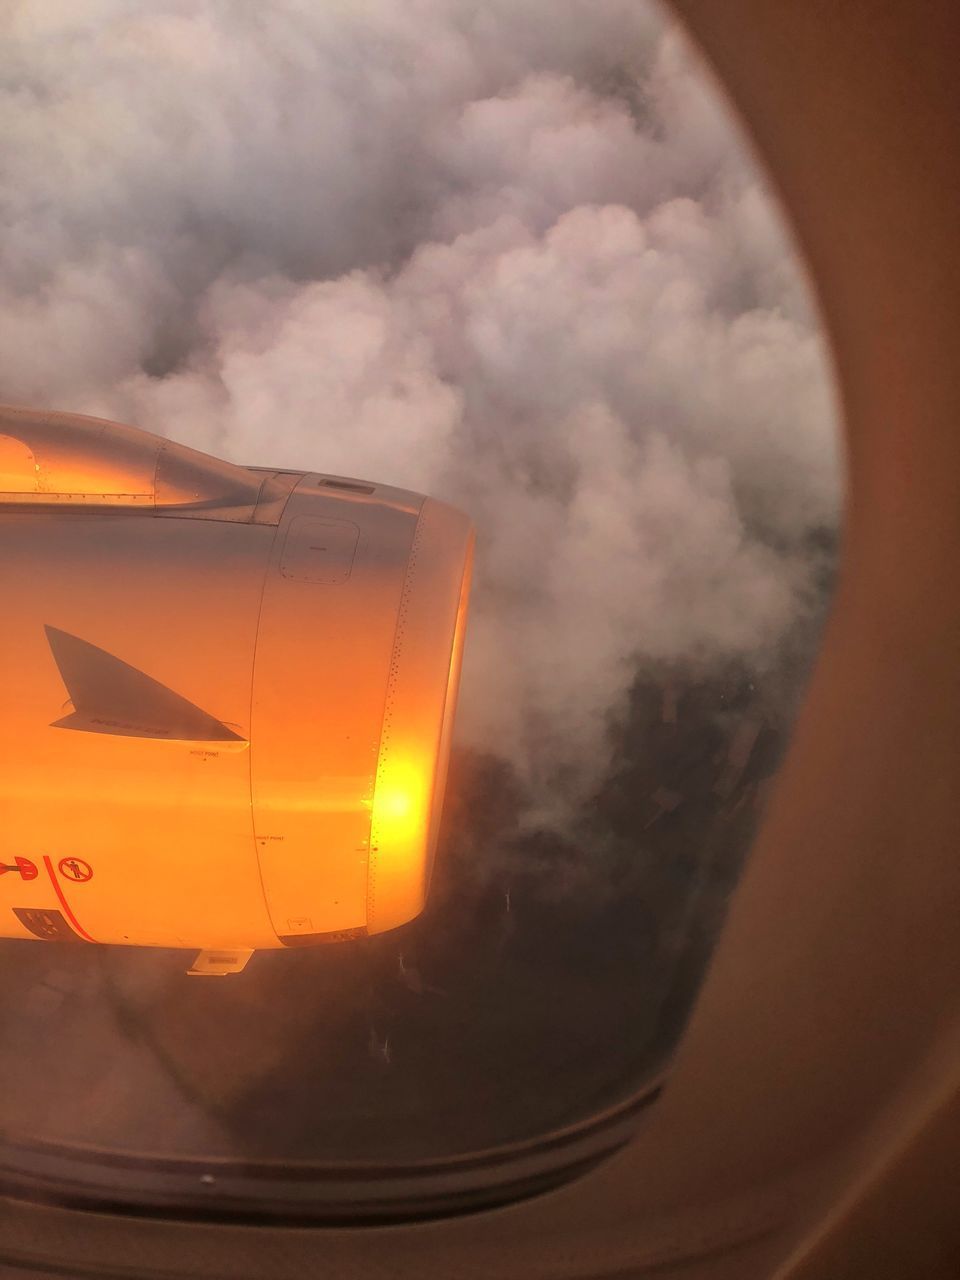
[58,857,93,883]
[0,856,38,881]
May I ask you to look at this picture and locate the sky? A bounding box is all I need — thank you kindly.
[0,0,842,818]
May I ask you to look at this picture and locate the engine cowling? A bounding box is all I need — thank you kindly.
[0,407,473,951]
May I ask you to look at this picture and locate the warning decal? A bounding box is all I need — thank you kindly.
[12,907,82,942]
[58,857,93,883]
[0,857,38,881]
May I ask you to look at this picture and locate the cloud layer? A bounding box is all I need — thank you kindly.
[0,0,841,808]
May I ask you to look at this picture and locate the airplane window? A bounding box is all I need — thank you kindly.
[0,0,840,1219]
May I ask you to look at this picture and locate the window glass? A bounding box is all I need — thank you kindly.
[0,0,839,1201]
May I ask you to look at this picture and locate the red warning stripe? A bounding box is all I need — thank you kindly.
[42,855,97,943]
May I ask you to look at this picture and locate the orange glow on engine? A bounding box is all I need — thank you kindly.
[371,758,430,843]
[363,505,473,936]
[367,748,436,934]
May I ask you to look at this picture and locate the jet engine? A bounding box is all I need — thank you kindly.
[0,407,473,966]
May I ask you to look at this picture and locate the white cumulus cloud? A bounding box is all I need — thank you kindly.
[0,0,841,809]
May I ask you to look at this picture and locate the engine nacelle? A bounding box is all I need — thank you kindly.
[0,407,473,953]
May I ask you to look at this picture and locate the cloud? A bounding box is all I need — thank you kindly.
[0,0,841,809]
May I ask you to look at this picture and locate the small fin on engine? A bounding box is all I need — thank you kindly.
[45,625,246,743]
